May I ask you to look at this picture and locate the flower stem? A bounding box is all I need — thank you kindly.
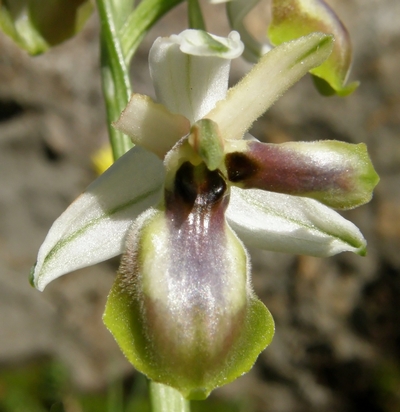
[150,381,191,412]
[96,0,133,160]
[188,0,206,30]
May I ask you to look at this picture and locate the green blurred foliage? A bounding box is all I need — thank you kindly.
[0,358,248,412]
[0,0,93,54]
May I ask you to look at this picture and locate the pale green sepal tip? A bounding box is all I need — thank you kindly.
[189,119,224,170]
[329,141,380,210]
[29,265,36,287]
[312,75,359,97]
[103,275,274,400]
[302,141,379,210]
[357,245,367,257]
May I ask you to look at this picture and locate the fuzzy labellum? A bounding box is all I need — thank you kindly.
[104,161,274,400]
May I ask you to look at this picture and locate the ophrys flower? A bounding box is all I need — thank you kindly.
[31,29,379,399]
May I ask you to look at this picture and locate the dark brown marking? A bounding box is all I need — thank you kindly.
[225,152,260,183]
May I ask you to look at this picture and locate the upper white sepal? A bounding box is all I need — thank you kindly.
[149,30,243,123]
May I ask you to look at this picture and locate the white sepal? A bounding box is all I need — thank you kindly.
[33,147,165,291]
[227,187,366,257]
[149,30,243,123]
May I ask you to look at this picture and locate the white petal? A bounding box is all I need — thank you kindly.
[226,187,366,257]
[113,94,190,158]
[32,147,165,291]
[149,30,243,123]
[205,33,333,140]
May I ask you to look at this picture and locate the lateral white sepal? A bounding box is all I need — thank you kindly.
[32,147,165,291]
[227,187,367,257]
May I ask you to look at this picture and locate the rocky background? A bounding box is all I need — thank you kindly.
[0,0,399,411]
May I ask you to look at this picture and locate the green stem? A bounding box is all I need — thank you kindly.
[150,381,191,412]
[119,0,185,64]
[188,0,206,30]
[97,0,133,160]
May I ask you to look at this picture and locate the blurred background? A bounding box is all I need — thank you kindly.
[0,0,399,411]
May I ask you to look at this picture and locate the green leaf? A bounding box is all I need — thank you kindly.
[268,0,359,96]
[119,0,185,64]
[109,0,135,30]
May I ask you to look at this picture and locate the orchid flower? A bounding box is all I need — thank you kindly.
[31,30,378,399]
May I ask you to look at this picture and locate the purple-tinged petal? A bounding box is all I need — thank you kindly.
[225,140,379,209]
[104,161,273,399]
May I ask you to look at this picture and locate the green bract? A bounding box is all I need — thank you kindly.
[31,30,379,398]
